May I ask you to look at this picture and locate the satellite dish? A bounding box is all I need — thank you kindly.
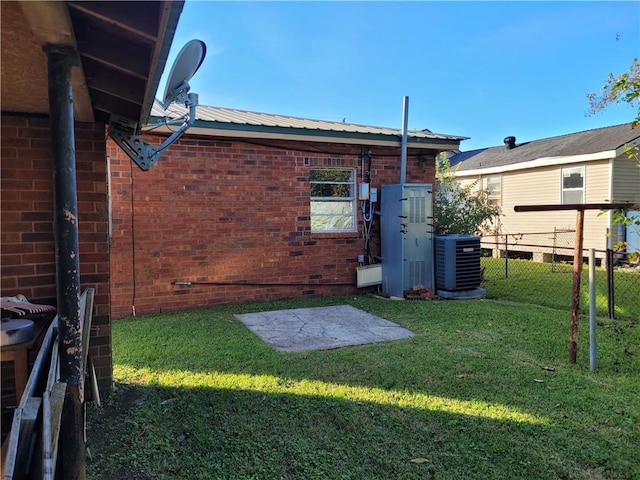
[108,39,207,171]
[161,39,207,108]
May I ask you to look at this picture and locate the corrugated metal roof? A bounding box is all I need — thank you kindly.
[451,123,639,171]
[149,99,466,142]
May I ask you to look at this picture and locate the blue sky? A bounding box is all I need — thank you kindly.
[159,1,640,151]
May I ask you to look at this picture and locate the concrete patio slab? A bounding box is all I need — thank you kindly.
[234,305,414,352]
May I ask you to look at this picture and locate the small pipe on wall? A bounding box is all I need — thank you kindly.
[172,280,354,287]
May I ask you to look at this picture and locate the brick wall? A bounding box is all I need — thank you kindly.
[108,133,436,318]
[1,114,112,395]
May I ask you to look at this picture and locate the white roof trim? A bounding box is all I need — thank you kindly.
[617,137,640,156]
[148,100,466,142]
[454,150,616,177]
[145,125,453,150]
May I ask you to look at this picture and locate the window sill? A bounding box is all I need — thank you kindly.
[311,231,359,240]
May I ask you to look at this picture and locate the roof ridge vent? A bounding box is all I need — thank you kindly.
[504,136,516,149]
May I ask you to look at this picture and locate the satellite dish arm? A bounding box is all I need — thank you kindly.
[108,93,198,171]
[108,39,206,171]
[154,93,198,157]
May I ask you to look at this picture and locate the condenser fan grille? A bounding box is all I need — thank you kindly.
[434,235,481,291]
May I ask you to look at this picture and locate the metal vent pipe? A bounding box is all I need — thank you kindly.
[504,136,516,149]
[400,96,409,184]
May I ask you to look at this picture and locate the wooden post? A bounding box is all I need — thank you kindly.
[514,203,636,363]
[569,210,584,363]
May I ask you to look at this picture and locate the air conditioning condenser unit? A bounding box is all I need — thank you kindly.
[434,234,485,299]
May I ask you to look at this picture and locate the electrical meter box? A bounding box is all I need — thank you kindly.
[381,184,434,297]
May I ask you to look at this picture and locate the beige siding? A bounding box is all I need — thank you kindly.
[458,177,480,190]
[612,154,640,203]
[610,154,640,246]
[457,160,614,256]
[583,161,613,252]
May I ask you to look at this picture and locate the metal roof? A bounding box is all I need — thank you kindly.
[148,100,466,148]
[451,123,640,172]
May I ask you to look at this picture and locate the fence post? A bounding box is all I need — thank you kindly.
[569,210,585,364]
[552,227,557,272]
[589,249,597,371]
[505,235,509,279]
[606,248,615,320]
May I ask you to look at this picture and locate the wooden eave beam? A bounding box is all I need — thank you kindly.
[77,28,151,80]
[67,1,159,45]
[19,1,94,122]
[91,91,142,121]
[82,60,146,105]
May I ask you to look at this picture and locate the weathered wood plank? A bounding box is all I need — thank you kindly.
[1,407,22,479]
[2,316,57,478]
[43,382,66,480]
[43,390,51,480]
[20,397,42,479]
[20,317,58,405]
[47,338,60,391]
[89,356,101,408]
[80,288,95,401]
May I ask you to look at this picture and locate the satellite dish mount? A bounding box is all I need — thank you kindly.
[108,40,206,171]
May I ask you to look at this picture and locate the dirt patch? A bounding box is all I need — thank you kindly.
[86,383,154,480]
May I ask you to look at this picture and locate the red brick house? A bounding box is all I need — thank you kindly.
[108,102,464,318]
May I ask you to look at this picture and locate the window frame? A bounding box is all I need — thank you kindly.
[484,174,502,207]
[310,167,357,233]
[561,165,585,204]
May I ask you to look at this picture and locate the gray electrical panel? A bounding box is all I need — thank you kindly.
[381,184,434,297]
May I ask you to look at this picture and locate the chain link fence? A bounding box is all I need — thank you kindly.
[479,232,639,321]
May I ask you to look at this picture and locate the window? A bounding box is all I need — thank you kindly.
[562,166,584,204]
[310,168,356,232]
[485,175,502,207]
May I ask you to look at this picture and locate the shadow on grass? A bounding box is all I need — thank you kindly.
[101,296,639,479]
[87,382,630,480]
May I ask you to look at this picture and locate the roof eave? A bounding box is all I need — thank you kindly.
[18,1,95,122]
[147,117,463,150]
[138,1,184,126]
[617,136,640,157]
[454,150,617,176]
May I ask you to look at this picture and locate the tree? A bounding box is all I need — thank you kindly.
[587,59,639,167]
[434,154,501,235]
[587,58,640,128]
[588,58,640,257]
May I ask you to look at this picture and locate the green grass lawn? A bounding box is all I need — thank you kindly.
[481,257,640,320]
[87,296,639,480]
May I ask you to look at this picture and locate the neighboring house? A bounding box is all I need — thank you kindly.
[1,1,183,403]
[107,101,465,318]
[449,123,640,261]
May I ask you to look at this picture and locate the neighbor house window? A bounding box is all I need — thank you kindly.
[310,168,356,232]
[485,175,502,207]
[562,166,584,204]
